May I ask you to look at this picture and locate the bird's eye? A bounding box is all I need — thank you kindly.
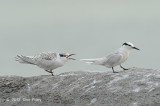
[59,54,66,57]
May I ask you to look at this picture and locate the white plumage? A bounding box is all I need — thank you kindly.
[15,52,75,76]
[81,42,140,73]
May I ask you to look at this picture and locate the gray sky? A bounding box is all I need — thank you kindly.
[1,0,160,76]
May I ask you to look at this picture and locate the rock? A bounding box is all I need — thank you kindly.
[0,67,160,106]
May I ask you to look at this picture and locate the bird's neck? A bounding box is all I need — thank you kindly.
[60,59,68,64]
[119,46,131,54]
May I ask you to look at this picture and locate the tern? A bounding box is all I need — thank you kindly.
[81,42,140,73]
[15,52,75,76]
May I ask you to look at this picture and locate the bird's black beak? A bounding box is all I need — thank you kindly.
[68,54,76,60]
[132,47,140,50]
[69,54,76,56]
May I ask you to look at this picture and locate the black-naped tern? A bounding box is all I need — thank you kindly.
[81,42,140,73]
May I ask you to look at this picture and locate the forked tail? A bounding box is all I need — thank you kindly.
[80,58,102,65]
[15,55,35,65]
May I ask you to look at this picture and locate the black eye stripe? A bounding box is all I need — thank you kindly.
[59,54,66,57]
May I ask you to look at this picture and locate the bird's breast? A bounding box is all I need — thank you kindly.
[35,59,63,70]
[121,51,130,63]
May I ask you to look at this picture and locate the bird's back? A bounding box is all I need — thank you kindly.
[34,52,59,70]
[102,48,130,68]
[102,50,123,68]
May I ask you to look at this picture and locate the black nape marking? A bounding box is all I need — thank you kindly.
[122,43,131,46]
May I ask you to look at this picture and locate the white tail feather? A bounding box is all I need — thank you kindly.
[80,58,102,65]
[15,55,35,65]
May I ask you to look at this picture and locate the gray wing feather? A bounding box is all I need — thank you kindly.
[35,52,57,61]
[103,53,122,67]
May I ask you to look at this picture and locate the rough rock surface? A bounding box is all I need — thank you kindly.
[1,67,160,106]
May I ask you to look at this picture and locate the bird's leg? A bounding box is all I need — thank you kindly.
[45,70,54,76]
[50,72,54,76]
[50,70,54,76]
[112,67,118,73]
[120,65,128,70]
[45,70,50,73]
